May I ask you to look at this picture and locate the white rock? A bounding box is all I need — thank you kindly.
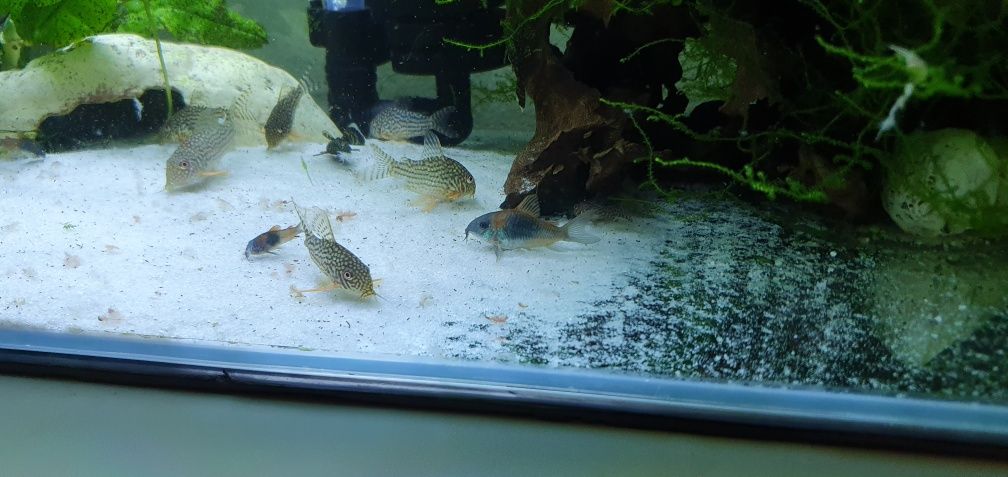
[882,128,1006,236]
[0,33,340,146]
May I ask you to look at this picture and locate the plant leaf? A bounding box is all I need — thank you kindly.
[117,0,267,50]
[674,37,736,116]
[1,0,27,16]
[674,14,778,117]
[13,0,117,48]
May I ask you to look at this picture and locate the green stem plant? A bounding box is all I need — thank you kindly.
[142,0,173,117]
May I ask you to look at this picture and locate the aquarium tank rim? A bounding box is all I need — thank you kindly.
[0,329,1006,460]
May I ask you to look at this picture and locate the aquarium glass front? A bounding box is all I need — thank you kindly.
[1,0,1007,415]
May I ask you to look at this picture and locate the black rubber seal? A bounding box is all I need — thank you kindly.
[0,330,1006,461]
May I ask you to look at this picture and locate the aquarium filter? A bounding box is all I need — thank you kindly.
[307,0,507,145]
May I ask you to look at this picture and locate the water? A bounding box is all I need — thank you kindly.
[0,0,1006,407]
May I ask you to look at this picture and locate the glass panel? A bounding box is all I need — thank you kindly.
[1,0,1005,420]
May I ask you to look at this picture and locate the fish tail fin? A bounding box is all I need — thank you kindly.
[358,144,394,181]
[561,212,601,245]
[429,106,459,139]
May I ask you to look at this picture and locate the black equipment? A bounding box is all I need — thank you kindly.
[307,0,507,145]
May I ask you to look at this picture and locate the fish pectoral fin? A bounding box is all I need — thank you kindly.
[198,170,228,177]
[372,278,383,287]
[413,195,441,213]
[294,282,342,294]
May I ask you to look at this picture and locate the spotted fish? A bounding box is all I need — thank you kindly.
[293,203,376,299]
[314,131,352,164]
[465,194,600,257]
[265,85,304,149]
[0,137,44,160]
[368,101,457,141]
[363,134,475,211]
[164,109,235,191]
[244,224,301,259]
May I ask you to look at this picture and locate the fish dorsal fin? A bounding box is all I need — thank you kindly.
[228,91,257,123]
[515,194,540,217]
[191,107,228,128]
[293,202,335,241]
[276,86,290,102]
[268,225,280,232]
[422,132,443,159]
[281,85,305,107]
[361,144,395,181]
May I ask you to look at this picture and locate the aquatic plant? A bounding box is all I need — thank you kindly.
[117,1,267,50]
[2,0,265,52]
[441,0,1008,223]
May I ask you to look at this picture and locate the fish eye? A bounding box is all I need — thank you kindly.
[179,160,189,168]
[343,271,352,279]
[479,221,488,229]
[466,176,474,183]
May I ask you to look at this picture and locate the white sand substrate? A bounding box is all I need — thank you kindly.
[0,140,663,359]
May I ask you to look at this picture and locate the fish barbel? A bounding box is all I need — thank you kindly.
[293,203,376,299]
[244,224,301,259]
[465,194,600,257]
[265,85,304,149]
[368,101,458,141]
[164,109,235,191]
[363,134,475,211]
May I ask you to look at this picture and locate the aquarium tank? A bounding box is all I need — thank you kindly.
[1,0,1007,458]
